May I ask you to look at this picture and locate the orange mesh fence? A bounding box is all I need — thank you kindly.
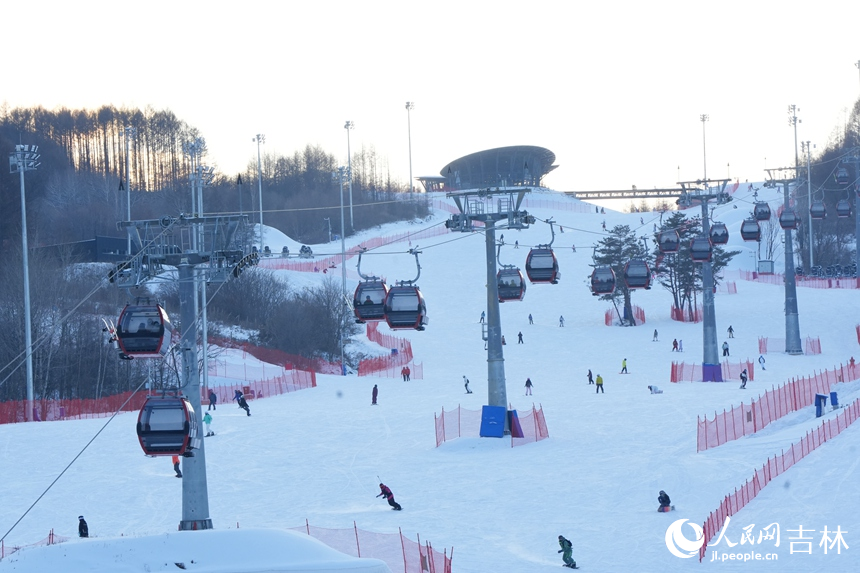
[604,305,645,326]
[358,322,422,377]
[716,281,737,294]
[289,520,452,573]
[435,405,548,448]
[203,370,316,404]
[512,404,549,447]
[1,529,69,559]
[211,337,342,375]
[698,399,860,561]
[0,391,149,425]
[757,336,821,355]
[738,269,860,289]
[697,361,860,451]
[670,304,703,323]
[669,360,754,383]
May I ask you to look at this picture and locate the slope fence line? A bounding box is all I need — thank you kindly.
[434,404,548,447]
[737,269,859,289]
[1,523,454,573]
[671,304,703,323]
[697,362,859,452]
[210,336,342,375]
[758,336,821,355]
[604,305,645,326]
[357,322,423,379]
[698,399,860,561]
[670,360,755,383]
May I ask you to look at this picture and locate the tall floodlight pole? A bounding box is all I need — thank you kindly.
[253,134,266,251]
[344,121,355,231]
[333,166,348,376]
[406,102,415,196]
[843,151,860,277]
[700,114,709,180]
[766,170,803,354]
[9,145,39,421]
[788,105,800,168]
[123,127,135,257]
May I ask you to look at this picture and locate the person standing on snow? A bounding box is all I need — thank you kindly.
[595,374,604,393]
[672,339,679,352]
[558,535,577,568]
[758,355,766,371]
[203,411,213,436]
[587,369,594,384]
[528,313,534,325]
[479,311,485,324]
[372,384,378,405]
[464,376,472,394]
[727,325,734,338]
[208,389,217,410]
[739,369,748,389]
[678,339,683,352]
[653,329,658,342]
[621,358,628,374]
[172,455,182,478]
[78,516,89,538]
[517,331,524,344]
[559,315,565,327]
[377,483,402,510]
[722,341,730,357]
[525,378,533,395]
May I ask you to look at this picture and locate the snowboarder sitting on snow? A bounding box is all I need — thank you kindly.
[658,490,672,512]
[377,483,402,510]
[557,535,576,568]
[648,385,663,394]
[739,369,748,389]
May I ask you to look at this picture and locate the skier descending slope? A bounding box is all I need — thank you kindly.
[377,483,402,510]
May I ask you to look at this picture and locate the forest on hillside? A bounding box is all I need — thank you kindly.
[0,104,426,401]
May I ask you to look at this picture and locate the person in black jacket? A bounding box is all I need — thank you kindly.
[376,483,402,510]
[658,490,672,512]
[78,516,89,538]
[208,389,217,411]
[233,390,251,416]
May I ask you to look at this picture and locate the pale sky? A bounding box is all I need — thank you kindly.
[5,1,860,191]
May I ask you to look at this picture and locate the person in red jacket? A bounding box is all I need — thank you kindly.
[172,455,182,478]
[377,483,402,510]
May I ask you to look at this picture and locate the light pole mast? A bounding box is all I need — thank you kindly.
[253,134,266,251]
[333,166,348,376]
[700,114,709,180]
[406,102,415,196]
[9,145,39,421]
[124,127,135,257]
[344,121,355,232]
[788,105,800,168]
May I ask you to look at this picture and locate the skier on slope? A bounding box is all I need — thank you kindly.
[557,535,577,568]
[463,376,472,394]
[739,369,748,389]
[377,483,402,510]
[658,490,672,512]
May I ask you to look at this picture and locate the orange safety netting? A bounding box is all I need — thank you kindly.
[434,404,548,448]
[757,336,821,355]
[289,520,453,573]
[670,304,703,323]
[604,305,645,326]
[738,269,860,289]
[696,362,860,452]
[698,399,860,561]
[670,360,755,383]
